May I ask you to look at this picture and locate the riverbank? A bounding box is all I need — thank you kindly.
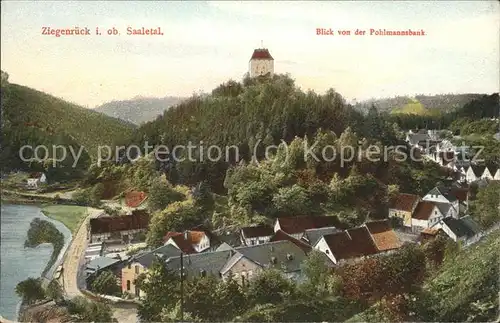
[0,204,71,321]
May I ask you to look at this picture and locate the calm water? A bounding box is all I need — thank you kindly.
[0,204,71,320]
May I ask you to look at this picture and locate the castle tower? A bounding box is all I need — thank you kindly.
[249,46,274,78]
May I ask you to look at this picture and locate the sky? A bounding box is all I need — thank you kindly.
[1,1,499,108]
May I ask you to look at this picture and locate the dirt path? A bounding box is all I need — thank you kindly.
[59,207,137,322]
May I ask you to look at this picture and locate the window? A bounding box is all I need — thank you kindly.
[128,264,131,269]
[135,265,139,274]
[126,280,131,291]
[325,249,330,254]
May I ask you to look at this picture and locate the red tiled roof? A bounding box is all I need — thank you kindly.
[323,227,378,261]
[364,220,402,252]
[241,225,274,239]
[89,210,150,234]
[412,201,436,220]
[276,216,344,235]
[28,172,43,179]
[125,191,148,208]
[270,230,312,253]
[389,193,420,212]
[163,230,207,254]
[170,235,196,253]
[250,48,274,60]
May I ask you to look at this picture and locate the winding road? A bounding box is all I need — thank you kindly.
[59,207,138,322]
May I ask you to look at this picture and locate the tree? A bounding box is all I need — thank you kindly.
[90,270,121,296]
[66,296,116,322]
[272,184,310,215]
[184,276,220,320]
[137,258,179,322]
[216,273,248,320]
[46,279,63,303]
[247,269,296,306]
[470,181,500,229]
[300,250,341,298]
[15,277,45,305]
[147,177,185,212]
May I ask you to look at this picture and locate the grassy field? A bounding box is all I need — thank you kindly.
[390,98,440,116]
[41,205,88,233]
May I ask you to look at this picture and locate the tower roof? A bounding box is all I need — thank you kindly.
[250,48,274,61]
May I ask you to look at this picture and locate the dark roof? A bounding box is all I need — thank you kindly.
[407,133,430,145]
[28,172,43,179]
[427,187,458,202]
[89,210,150,234]
[165,250,233,277]
[224,240,307,274]
[85,257,121,275]
[442,216,481,239]
[389,193,420,212]
[303,227,340,246]
[250,48,274,60]
[434,202,452,216]
[321,227,378,262]
[450,187,469,202]
[364,220,402,252]
[133,244,181,268]
[276,216,344,235]
[412,201,436,220]
[470,165,486,177]
[270,230,312,253]
[241,225,274,239]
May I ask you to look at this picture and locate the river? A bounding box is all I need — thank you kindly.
[0,204,71,321]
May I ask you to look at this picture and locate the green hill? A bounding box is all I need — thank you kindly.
[390,98,438,116]
[1,73,135,175]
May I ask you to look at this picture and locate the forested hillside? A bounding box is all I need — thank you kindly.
[94,96,185,125]
[355,93,487,115]
[0,71,135,178]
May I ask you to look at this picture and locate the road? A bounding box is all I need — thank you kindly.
[59,207,138,322]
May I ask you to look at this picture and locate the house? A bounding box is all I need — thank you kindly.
[122,244,180,298]
[483,165,499,181]
[88,210,150,243]
[273,216,343,239]
[423,186,459,213]
[411,201,444,233]
[406,132,430,148]
[164,230,211,254]
[165,249,234,280]
[465,165,486,183]
[240,225,274,246]
[450,187,470,213]
[301,227,340,246]
[418,227,441,243]
[220,240,308,285]
[269,230,313,253]
[388,193,421,227]
[125,191,148,208]
[85,256,125,291]
[364,220,403,252]
[314,227,378,265]
[439,216,482,244]
[26,172,47,189]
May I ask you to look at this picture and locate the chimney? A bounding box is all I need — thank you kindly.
[184,230,190,242]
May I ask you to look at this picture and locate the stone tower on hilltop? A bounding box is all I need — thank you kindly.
[249,46,274,78]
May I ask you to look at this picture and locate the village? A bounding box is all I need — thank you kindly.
[71,125,499,302]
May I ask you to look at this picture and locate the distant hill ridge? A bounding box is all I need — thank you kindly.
[354,94,487,115]
[94,96,186,125]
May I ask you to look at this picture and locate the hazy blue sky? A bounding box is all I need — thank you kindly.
[1,1,499,107]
